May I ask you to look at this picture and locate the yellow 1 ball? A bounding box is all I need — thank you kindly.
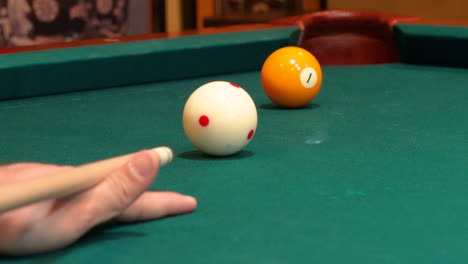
[261,46,323,108]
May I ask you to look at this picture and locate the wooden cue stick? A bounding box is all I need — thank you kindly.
[0,147,173,214]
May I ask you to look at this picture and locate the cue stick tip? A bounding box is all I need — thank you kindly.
[151,147,173,166]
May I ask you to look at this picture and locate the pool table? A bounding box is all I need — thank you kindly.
[1,10,468,264]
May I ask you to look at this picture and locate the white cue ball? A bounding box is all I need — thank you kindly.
[183,81,258,156]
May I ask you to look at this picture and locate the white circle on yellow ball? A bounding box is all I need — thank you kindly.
[300,67,318,88]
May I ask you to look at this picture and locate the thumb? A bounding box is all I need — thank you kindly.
[78,150,161,226]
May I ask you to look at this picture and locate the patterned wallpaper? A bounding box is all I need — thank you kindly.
[0,0,129,47]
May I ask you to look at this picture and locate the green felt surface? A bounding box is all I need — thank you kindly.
[1,63,467,263]
[0,27,299,101]
[394,24,468,67]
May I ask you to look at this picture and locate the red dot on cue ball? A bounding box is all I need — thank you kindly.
[199,115,210,127]
[247,129,255,140]
[230,82,241,88]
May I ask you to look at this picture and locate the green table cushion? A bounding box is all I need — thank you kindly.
[394,24,468,67]
[0,27,300,101]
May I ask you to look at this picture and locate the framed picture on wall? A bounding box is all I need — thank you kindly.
[215,0,303,17]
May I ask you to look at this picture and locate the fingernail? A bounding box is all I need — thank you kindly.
[185,195,198,207]
[129,152,157,179]
[185,195,196,202]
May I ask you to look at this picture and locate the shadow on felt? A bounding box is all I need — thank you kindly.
[259,103,320,111]
[178,150,255,161]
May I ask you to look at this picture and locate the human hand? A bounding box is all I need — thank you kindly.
[0,150,197,256]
